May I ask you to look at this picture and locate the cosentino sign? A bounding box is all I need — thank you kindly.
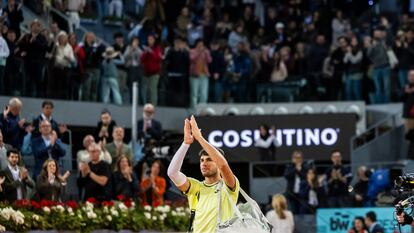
[188,114,356,162]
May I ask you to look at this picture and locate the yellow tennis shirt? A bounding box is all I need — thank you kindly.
[185,177,240,233]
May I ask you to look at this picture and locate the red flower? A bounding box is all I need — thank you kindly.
[86,197,96,203]
[124,199,133,208]
[40,200,49,207]
[152,201,160,207]
[116,194,125,201]
[13,199,30,208]
[65,200,78,209]
[101,201,115,207]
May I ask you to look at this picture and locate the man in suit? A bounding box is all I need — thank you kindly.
[94,109,117,144]
[0,97,26,149]
[31,120,66,179]
[105,126,132,169]
[365,211,384,233]
[0,130,13,170]
[137,103,163,144]
[32,101,66,139]
[1,148,34,202]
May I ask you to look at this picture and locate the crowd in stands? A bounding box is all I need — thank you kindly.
[1,0,414,107]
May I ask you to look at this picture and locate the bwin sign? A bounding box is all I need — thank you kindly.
[208,128,339,148]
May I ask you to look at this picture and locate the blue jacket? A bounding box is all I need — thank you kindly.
[0,112,26,149]
[31,137,66,178]
[233,52,252,78]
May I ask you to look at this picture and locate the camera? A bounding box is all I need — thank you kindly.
[394,174,414,196]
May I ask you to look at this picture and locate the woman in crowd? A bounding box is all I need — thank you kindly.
[299,167,323,214]
[266,194,294,233]
[254,124,276,161]
[343,35,364,100]
[35,159,70,201]
[348,216,368,233]
[112,155,139,200]
[140,160,166,206]
[270,51,288,82]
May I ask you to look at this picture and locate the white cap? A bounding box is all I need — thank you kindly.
[275,22,284,29]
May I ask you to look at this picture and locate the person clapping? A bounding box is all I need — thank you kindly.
[112,155,139,200]
[35,159,70,201]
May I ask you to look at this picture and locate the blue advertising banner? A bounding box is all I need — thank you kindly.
[317,208,411,233]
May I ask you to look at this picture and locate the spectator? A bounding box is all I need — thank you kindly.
[1,148,35,202]
[21,124,34,157]
[124,37,143,104]
[3,0,23,39]
[94,109,117,144]
[329,36,348,100]
[68,33,85,100]
[273,22,287,48]
[265,194,294,233]
[325,150,352,208]
[140,160,166,206]
[77,135,112,164]
[395,29,414,95]
[112,155,139,200]
[0,24,9,95]
[144,0,165,22]
[31,120,66,179]
[228,24,248,54]
[105,126,133,168]
[100,47,123,105]
[230,42,252,102]
[0,130,12,170]
[214,11,232,41]
[164,37,190,106]
[108,0,123,18]
[18,20,48,98]
[264,7,278,35]
[366,28,391,103]
[404,71,414,158]
[299,168,324,214]
[343,35,364,100]
[97,0,109,19]
[307,34,329,79]
[176,6,192,39]
[348,216,368,233]
[112,33,128,103]
[331,10,350,47]
[0,98,25,149]
[4,29,21,96]
[283,150,308,214]
[77,143,112,201]
[49,31,75,99]
[35,159,70,201]
[189,39,212,107]
[352,166,370,207]
[270,51,288,82]
[66,0,85,30]
[241,6,259,40]
[140,34,162,105]
[364,211,384,233]
[137,103,163,150]
[32,101,63,139]
[81,32,106,102]
[254,124,276,161]
[208,40,226,103]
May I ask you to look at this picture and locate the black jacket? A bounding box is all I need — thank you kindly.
[94,120,117,143]
[1,166,35,202]
[283,163,308,195]
[137,119,163,142]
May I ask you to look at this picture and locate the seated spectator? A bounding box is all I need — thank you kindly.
[77,135,112,164]
[364,211,384,233]
[265,194,294,233]
[325,150,352,208]
[348,216,368,233]
[0,97,25,150]
[0,130,12,170]
[32,101,64,139]
[101,47,123,105]
[112,155,139,200]
[137,103,163,146]
[77,143,112,201]
[31,120,66,179]
[94,109,117,144]
[254,124,276,161]
[1,148,35,202]
[299,168,324,214]
[352,166,370,207]
[140,160,166,206]
[35,159,70,201]
[105,126,133,168]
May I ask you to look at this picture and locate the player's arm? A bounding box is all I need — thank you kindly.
[190,115,236,190]
[167,119,193,192]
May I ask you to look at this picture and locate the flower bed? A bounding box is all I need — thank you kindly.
[0,198,189,232]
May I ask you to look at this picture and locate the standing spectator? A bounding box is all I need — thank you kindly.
[307,35,329,90]
[366,28,391,103]
[112,33,128,103]
[144,0,165,22]
[189,39,212,108]
[123,37,143,104]
[209,40,226,103]
[94,109,117,144]
[228,24,248,54]
[137,103,163,145]
[0,130,12,170]
[1,148,35,202]
[273,22,287,48]
[331,10,350,47]
[232,42,252,102]
[270,51,288,82]
[3,0,23,39]
[352,166,370,207]
[299,168,324,214]
[112,155,139,200]
[108,0,123,18]
[77,135,112,164]
[140,160,166,206]
[214,11,232,41]
[329,36,348,100]
[31,120,66,179]
[32,101,65,140]
[68,33,85,100]
[66,0,85,30]
[395,29,414,95]
[283,150,308,214]
[404,71,414,159]
[176,6,192,39]
[0,25,9,95]
[35,159,70,201]
[0,98,25,149]
[164,38,190,106]
[140,34,162,105]
[348,216,368,233]
[105,126,133,168]
[97,0,109,19]
[81,32,106,102]
[325,150,352,208]
[343,36,364,100]
[50,31,75,99]
[364,211,384,233]
[254,124,276,161]
[265,194,294,233]
[18,20,48,98]
[77,143,112,201]
[100,47,123,105]
[4,29,21,96]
